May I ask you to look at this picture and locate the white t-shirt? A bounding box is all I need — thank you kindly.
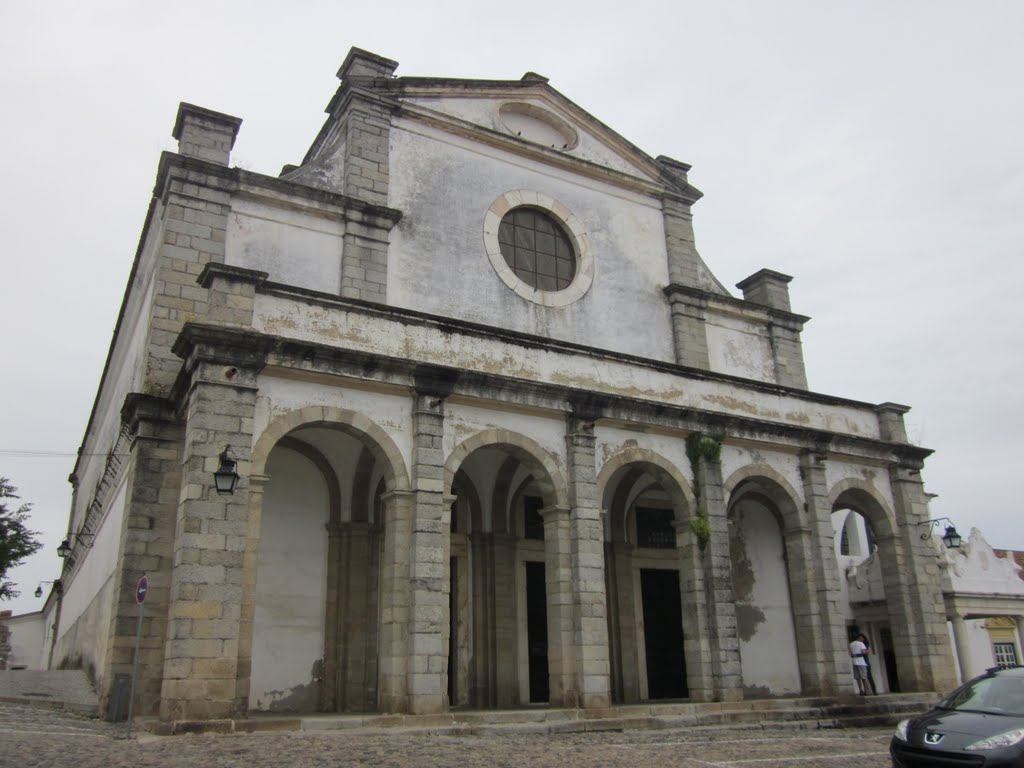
[849,640,868,666]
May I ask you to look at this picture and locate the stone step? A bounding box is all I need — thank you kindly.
[143,692,939,736]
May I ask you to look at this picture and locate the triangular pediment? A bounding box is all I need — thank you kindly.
[295,59,701,203]
[399,83,663,184]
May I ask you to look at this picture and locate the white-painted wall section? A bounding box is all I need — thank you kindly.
[386,120,676,363]
[250,446,330,712]
[730,498,802,696]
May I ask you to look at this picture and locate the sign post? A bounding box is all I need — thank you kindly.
[126,575,148,738]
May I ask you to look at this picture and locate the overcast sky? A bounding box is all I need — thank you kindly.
[1,1,1021,616]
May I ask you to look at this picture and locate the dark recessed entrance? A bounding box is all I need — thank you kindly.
[640,568,687,699]
[525,561,549,703]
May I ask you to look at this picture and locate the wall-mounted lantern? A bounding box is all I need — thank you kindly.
[57,532,96,558]
[918,517,963,549]
[34,579,61,598]
[214,445,240,495]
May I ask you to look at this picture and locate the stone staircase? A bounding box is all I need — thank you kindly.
[150,692,938,736]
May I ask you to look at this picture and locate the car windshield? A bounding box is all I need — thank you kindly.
[939,674,1024,716]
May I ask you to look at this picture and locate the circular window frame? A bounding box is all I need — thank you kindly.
[483,190,593,307]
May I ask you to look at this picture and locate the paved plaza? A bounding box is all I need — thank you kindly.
[0,700,899,768]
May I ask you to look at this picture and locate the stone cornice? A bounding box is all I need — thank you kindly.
[171,317,932,467]
[153,152,403,227]
[664,283,811,327]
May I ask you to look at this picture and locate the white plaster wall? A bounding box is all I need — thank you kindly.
[253,375,414,478]
[250,446,329,712]
[705,312,775,383]
[832,509,880,618]
[2,612,45,669]
[731,498,802,696]
[226,196,344,293]
[256,294,882,438]
[53,476,128,683]
[403,96,657,180]
[445,401,565,472]
[825,461,897,516]
[385,120,676,363]
[720,445,804,502]
[594,427,693,488]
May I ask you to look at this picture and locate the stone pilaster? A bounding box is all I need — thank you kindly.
[159,333,263,722]
[146,131,239,393]
[882,462,958,694]
[663,286,711,370]
[796,450,856,695]
[198,263,267,328]
[689,435,742,701]
[102,394,181,717]
[565,414,611,708]
[406,391,451,714]
[541,504,575,707]
[675,518,714,701]
[736,270,809,389]
[172,103,242,166]
[324,49,399,302]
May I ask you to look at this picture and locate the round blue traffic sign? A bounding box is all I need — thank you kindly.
[135,575,149,605]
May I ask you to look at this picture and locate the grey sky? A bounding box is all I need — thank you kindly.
[2,0,1021,616]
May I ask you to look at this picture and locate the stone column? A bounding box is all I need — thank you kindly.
[492,532,517,705]
[322,521,344,711]
[565,415,611,709]
[688,435,742,701]
[542,504,575,707]
[377,489,413,712]
[950,615,973,685]
[342,522,375,710]
[406,392,451,714]
[159,344,261,722]
[796,450,856,695]
[1015,616,1024,669]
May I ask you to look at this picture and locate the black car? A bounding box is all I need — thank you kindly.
[891,665,1024,767]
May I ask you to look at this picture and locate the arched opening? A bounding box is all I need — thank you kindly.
[247,411,408,714]
[831,485,899,694]
[443,434,564,707]
[599,453,694,703]
[727,478,802,697]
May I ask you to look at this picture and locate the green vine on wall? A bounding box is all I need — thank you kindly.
[686,433,721,550]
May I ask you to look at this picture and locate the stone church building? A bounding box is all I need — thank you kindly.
[47,48,956,722]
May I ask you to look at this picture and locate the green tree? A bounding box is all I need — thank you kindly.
[0,478,43,600]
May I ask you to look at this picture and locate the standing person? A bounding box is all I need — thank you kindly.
[858,633,877,695]
[849,634,870,695]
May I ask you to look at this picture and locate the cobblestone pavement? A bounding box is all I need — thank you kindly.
[0,702,897,768]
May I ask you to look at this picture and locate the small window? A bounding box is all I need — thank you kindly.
[994,642,1019,668]
[636,507,675,549]
[524,495,545,540]
[498,208,576,291]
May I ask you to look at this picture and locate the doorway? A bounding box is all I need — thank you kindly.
[640,568,687,699]
[525,561,549,703]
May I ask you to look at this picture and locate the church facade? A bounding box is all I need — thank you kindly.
[48,48,956,722]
